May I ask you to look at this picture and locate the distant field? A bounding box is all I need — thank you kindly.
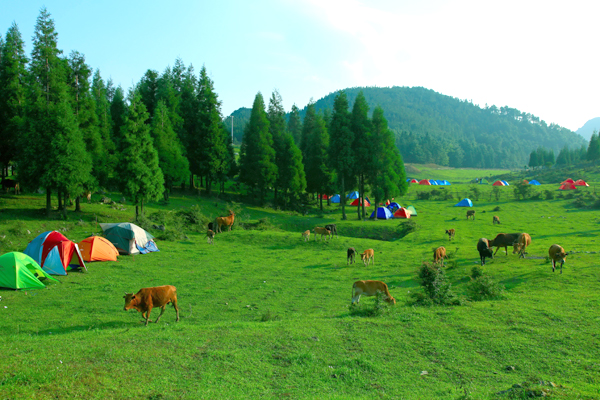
[1,186,599,399]
[405,164,512,183]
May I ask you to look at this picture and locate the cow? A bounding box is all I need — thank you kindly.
[347,247,357,265]
[512,233,531,258]
[493,215,500,224]
[325,224,338,238]
[302,230,310,242]
[123,285,180,326]
[84,191,92,203]
[360,249,375,266]
[477,238,494,266]
[313,227,331,241]
[466,210,475,220]
[489,233,520,255]
[445,228,455,241]
[1,178,19,194]
[549,244,567,274]
[351,280,396,305]
[205,229,215,245]
[434,246,446,265]
[215,210,235,233]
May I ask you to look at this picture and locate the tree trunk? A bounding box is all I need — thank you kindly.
[320,193,323,211]
[341,176,347,220]
[57,190,63,211]
[135,205,139,221]
[46,188,52,217]
[360,174,366,220]
[141,199,144,216]
[75,196,81,212]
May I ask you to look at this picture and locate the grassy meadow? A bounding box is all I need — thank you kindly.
[0,180,599,399]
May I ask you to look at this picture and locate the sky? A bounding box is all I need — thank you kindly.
[1,0,599,132]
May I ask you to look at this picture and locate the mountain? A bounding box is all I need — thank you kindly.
[225,86,587,168]
[576,117,600,141]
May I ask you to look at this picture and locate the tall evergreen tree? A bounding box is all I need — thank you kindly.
[91,69,115,186]
[278,133,306,209]
[287,104,302,145]
[267,90,287,202]
[587,131,600,164]
[303,103,333,210]
[116,92,164,219]
[179,64,199,189]
[110,85,127,150]
[137,69,159,123]
[351,91,372,220]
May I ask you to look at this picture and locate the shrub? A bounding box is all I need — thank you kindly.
[470,266,484,279]
[410,262,460,306]
[470,186,481,201]
[416,191,431,200]
[350,291,390,317]
[544,190,555,200]
[466,274,505,301]
[396,219,419,239]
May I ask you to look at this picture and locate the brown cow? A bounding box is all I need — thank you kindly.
[489,233,520,255]
[466,210,475,220]
[313,227,331,241]
[205,229,215,245]
[549,244,567,274]
[123,285,180,326]
[351,280,396,305]
[445,229,455,241]
[347,247,357,265]
[1,179,19,194]
[477,238,494,266]
[360,249,374,266]
[493,215,500,224]
[215,210,235,233]
[512,233,531,258]
[433,246,446,265]
[302,230,310,242]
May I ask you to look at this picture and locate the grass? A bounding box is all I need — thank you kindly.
[1,184,599,399]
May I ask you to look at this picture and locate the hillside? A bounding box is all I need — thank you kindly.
[225,87,587,169]
[576,117,600,141]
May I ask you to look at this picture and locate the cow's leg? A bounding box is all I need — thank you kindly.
[172,298,180,322]
[552,260,556,272]
[493,247,500,255]
[155,306,166,323]
[560,261,563,274]
[145,307,152,326]
[504,246,508,255]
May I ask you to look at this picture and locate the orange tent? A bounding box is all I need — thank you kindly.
[393,207,411,218]
[574,179,589,187]
[350,198,371,207]
[78,236,119,262]
[559,182,577,190]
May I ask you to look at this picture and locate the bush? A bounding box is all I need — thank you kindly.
[350,291,390,317]
[466,274,505,301]
[416,191,431,200]
[396,219,419,239]
[544,190,555,200]
[470,266,484,279]
[410,262,460,306]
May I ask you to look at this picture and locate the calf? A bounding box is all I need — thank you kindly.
[466,210,475,220]
[313,227,331,241]
[302,230,310,242]
[549,244,567,273]
[433,246,446,265]
[206,229,215,245]
[489,233,520,255]
[351,280,396,305]
[360,249,374,266]
[347,247,357,265]
[512,233,531,258]
[123,285,180,326]
[477,238,494,266]
[493,215,500,224]
[325,224,338,238]
[445,228,455,241]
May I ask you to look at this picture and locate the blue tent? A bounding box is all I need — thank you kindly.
[529,180,541,185]
[501,180,509,186]
[370,207,393,219]
[387,202,401,212]
[347,191,359,199]
[330,194,341,203]
[429,179,438,185]
[454,198,473,207]
[442,180,451,185]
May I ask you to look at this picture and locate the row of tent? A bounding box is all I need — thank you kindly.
[0,223,159,290]
[559,178,589,190]
[369,204,417,219]
[407,179,451,185]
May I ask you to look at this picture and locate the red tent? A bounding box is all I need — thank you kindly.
[318,194,330,200]
[559,182,577,190]
[418,179,431,185]
[393,207,411,218]
[561,178,575,184]
[574,179,589,187]
[409,179,419,183]
[350,198,371,207]
[492,180,505,186]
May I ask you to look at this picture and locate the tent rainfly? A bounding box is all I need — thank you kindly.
[574,179,589,187]
[393,207,411,218]
[561,178,575,184]
[24,231,87,275]
[347,191,360,199]
[419,179,431,185]
[330,194,341,203]
[501,180,509,186]
[78,236,119,262]
[99,223,157,255]
[409,179,419,183]
[529,180,541,185]
[492,180,505,186]
[387,202,402,212]
[370,207,393,219]
[0,252,59,290]
[350,197,371,207]
[559,182,577,190]
[406,205,417,216]
[454,198,473,207]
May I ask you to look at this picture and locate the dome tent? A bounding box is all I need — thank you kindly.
[454,198,473,207]
[24,231,87,275]
[387,202,402,212]
[419,179,431,185]
[405,205,417,216]
[330,194,341,203]
[350,197,371,207]
[529,180,541,185]
[559,182,577,190]
[492,180,505,186]
[409,179,419,183]
[501,180,509,186]
[347,191,360,199]
[393,207,411,218]
[78,236,119,262]
[99,223,157,255]
[369,207,393,219]
[0,252,59,290]
[574,179,589,187]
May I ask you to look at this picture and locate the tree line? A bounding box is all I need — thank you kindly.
[528,131,600,168]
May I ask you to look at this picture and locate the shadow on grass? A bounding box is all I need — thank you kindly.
[303,264,332,269]
[31,321,134,335]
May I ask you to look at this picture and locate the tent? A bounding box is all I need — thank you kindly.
[409,179,419,184]
[406,205,417,216]
[24,231,87,276]
[492,180,505,186]
[501,180,509,186]
[435,180,445,185]
[99,223,157,255]
[387,202,402,212]
[419,179,431,185]
[0,252,59,290]
[330,194,341,203]
[561,178,575,184]
[350,197,371,207]
[441,180,451,185]
[78,236,119,262]
[574,179,589,187]
[529,180,541,185]
[347,191,360,199]
[318,194,330,200]
[479,179,489,184]
[370,207,393,219]
[429,180,438,185]
[454,198,473,207]
[559,182,577,190]
[522,179,529,184]
[393,207,411,218]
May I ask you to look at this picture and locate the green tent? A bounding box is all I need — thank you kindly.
[0,252,59,290]
[406,205,417,216]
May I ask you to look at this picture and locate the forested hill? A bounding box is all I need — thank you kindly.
[226,86,587,168]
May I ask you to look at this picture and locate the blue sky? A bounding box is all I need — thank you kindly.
[1,0,598,131]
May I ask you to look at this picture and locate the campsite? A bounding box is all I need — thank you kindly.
[1,171,599,400]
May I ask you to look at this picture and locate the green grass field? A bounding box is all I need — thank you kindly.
[1,184,599,399]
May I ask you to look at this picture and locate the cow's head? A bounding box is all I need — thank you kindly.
[123,293,136,310]
[483,248,494,258]
[512,241,522,254]
[228,209,234,216]
[386,296,397,305]
[556,251,567,262]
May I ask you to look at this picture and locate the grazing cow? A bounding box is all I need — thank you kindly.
[477,238,494,266]
[445,228,455,241]
[512,233,531,258]
[215,210,235,233]
[123,285,180,326]
[205,229,215,245]
[302,230,310,242]
[493,215,500,224]
[489,233,520,255]
[351,280,396,305]
[1,179,19,194]
[466,210,475,220]
[360,249,375,266]
[313,227,331,241]
[347,247,357,265]
[325,224,338,238]
[549,244,567,274]
[434,246,446,265]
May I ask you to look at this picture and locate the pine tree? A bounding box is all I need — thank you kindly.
[287,104,302,145]
[351,91,372,220]
[179,64,199,189]
[267,90,287,202]
[116,92,164,219]
[303,103,333,210]
[110,85,127,150]
[91,69,115,186]
[587,131,600,164]
[278,133,306,208]
[137,69,159,123]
